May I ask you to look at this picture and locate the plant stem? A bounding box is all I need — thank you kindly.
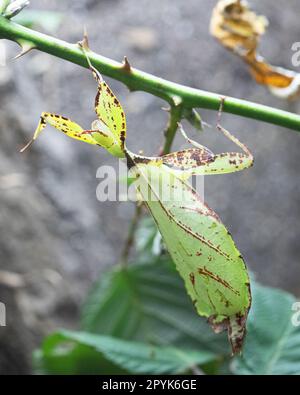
[161,104,183,155]
[120,204,143,266]
[1,16,300,132]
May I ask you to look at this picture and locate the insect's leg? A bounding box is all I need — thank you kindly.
[20,113,47,152]
[178,123,214,155]
[78,39,103,85]
[216,97,253,158]
[20,112,96,152]
[201,98,254,175]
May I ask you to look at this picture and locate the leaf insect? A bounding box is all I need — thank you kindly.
[21,37,254,354]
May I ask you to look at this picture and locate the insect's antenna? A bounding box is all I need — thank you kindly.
[79,31,93,69]
[217,96,226,127]
[78,31,103,83]
[178,122,213,152]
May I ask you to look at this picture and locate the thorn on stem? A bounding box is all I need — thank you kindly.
[83,26,89,49]
[77,26,90,52]
[14,42,35,60]
[122,56,131,72]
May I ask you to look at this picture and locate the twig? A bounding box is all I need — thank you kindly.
[1,16,300,131]
[120,204,143,265]
[161,103,183,155]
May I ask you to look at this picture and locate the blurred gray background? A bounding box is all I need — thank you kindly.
[0,0,300,373]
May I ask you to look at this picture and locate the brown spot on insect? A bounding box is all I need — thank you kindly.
[190,151,206,166]
[229,159,237,165]
[196,251,202,256]
[189,272,195,286]
[106,87,114,97]
[95,91,100,106]
[120,130,126,145]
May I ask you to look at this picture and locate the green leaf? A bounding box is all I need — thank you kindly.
[35,330,216,374]
[34,334,126,375]
[81,243,229,356]
[134,216,163,259]
[232,283,300,375]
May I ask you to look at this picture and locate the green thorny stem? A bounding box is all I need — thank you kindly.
[1,16,300,133]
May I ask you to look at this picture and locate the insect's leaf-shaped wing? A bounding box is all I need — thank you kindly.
[132,163,251,354]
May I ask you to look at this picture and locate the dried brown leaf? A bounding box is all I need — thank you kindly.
[210,0,300,100]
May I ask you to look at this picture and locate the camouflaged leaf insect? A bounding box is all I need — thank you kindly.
[21,39,253,354]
